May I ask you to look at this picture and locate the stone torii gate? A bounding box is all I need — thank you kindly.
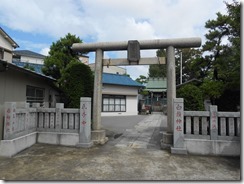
[72,37,201,146]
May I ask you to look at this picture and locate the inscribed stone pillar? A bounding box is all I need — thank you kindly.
[210,105,218,140]
[173,98,184,148]
[171,98,187,154]
[77,97,93,148]
[92,49,103,130]
[4,102,16,140]
[55,103,64,131]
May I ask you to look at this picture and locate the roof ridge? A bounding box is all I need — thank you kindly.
[13,50,46,58]
[102,73,143,87]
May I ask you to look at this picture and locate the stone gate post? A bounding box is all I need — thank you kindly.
[171,98,187,154]
[4,102,16,140]
[210,105,218,140]
[77,97,93,148]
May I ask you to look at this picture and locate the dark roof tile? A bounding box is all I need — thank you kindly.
[102,73,144,87]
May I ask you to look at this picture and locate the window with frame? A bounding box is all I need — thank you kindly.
[102,95,126,112]
[26,85,45,107]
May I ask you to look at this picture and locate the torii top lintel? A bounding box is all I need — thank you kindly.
[71,37,201,52]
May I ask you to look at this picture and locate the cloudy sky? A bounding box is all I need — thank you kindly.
[0,0,234,79]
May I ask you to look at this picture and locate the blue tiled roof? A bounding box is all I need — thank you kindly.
[102,73,144,87]
[12,60,44,75]
[12,61,143,87]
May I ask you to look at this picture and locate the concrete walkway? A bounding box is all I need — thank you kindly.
[0,113,240,181]
[108,113,165,149]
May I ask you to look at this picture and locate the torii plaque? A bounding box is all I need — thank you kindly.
[72,37,201,146]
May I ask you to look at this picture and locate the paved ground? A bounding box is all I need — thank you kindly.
[0,113,240,181]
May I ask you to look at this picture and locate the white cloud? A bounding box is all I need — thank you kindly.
[40,47,50,56]
[126,65,149,80]
[0,0,233,79]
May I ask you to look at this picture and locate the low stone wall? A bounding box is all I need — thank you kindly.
[37,132,79,146]
[184,139,240,156]
[0,98,93,157]
[171,98,240,156]
[0,132,37,157]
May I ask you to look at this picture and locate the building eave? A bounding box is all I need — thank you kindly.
[0,27,19,48]
[0,59,56,82]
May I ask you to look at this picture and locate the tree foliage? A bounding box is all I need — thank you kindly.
[199,0,240,106]
[148,1,240,110]
[42,33,83,79]
[177,84,204,111]
[59,61,93,108]
[135,75,148,84]
[176,1,240,110]
[24,63,35,71]
[42,33,94,108]
[148,49,167,78]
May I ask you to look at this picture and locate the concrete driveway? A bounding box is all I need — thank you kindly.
[0,113,240,181]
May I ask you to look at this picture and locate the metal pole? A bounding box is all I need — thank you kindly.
[180,51,182,84]
[92,49,103,130]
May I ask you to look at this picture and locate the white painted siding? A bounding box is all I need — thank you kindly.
[103,66,126,75]
[0,33,13,51]
[102,84,138,96]
[101,84,139,116]
[0,33,13,63]
[20,56,44,64]
[3,52,12,63]
[89,63,126,75]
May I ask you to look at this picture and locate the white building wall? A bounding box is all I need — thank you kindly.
[3,52,12,63]
[102,84,138,96]
[0,33,14,63]
[103,66,126,75]
[101,84,139,116]
[101,95,138,116]
[89,63,126,75]
[0,33,13,51]
[126,96,138,115]
[20,56,44,64]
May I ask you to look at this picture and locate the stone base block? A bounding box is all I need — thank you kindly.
[160,142,172,150]
[91,130,108,145]
[162,131,173,144]
[37,132,79,146]
[77,142,93,148]
[171,147,187,155]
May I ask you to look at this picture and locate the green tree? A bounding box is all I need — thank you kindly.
[148,49,167,78]
[59,61,93,108]
[202,1,240,84]
[175,48,202,84]
[23,63,35,71]
[177,84,204,111]
[135,75,148,84]
[200,79,225,105]
[150,48,202,83]
[42,33,84,79]
[199,0,240,106]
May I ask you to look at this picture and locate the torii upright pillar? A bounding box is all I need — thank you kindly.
[91,49,108,144]
[161,46,176,148]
